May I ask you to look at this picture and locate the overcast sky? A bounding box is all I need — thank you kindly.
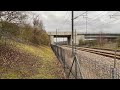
[30,11,120,34]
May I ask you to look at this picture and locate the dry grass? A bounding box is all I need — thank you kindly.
[91,43,120,50]
[0,39,65,79]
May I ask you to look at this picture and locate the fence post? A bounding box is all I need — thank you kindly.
[74,54,77,79]
[111,50,117,79]
[59,47,62,63]
[56,45,57,56]
[57,46,59,59]
[61,48,65,72]
[60,47,62,61]
[75,54,83,79]
[94,60,96,70]
[111,68,117,79]
[63,49,66,72]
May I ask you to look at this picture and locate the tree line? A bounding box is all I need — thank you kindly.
[79,36,120,48]
[0,11,50,46]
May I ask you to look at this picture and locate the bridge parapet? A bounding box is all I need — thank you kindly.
[47,32,77,36]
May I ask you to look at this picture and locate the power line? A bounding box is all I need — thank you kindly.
[89,11,119,26]
[85,11,119,31]
[75,11,88,34]
[58,11,69,29]
[74,11,106,27]
[92,18,119,31]
[86,11,111,28]
[60,11,87,31]
[88,11,107,23]
[97,12,120,27]
[63,11,69,18]
[84,11,113,29]
[74,11,119,33]
[74,11,87,20]
[60,12,71,30]
[89,11,105,19]
[73,11,88,34]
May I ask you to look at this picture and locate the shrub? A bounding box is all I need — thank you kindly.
[79,39,85,46]
[117,37,120,47]
[0,22,50,46]
[1,21,20,37]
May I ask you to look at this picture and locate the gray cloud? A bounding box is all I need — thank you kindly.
[31,11,120,33]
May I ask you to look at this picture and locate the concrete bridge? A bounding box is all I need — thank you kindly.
[47,32,84,45]
[48,32,120,45]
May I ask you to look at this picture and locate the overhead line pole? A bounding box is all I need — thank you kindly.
[71,11,87,56]
[72,11,74,56]
[109,13,120,79]
[85,11,88,34]
[56,29,57,45]
[75,29,76,53]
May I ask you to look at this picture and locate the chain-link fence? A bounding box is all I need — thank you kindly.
[51,45,120,79]
[51,44,83,79]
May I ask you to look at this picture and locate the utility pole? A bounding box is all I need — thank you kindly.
[75,29,77,53]
[63,32,64,45]
[72,11,74,56]
[100,31,101,47]
[109,13,120,79]
[71,11,87,55]
[85,11,88,34]
[56,29,57,45]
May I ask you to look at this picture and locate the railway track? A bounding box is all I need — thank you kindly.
[90,47,120,52]
[62,45,120,60]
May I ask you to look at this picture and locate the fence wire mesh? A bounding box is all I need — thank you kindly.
[51,45,120,79]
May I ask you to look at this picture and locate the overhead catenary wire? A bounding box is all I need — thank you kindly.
[88,11,107,23]
[88,11,119,24]
[94,12,120,28]
[74,11,105,26]
[73,11,87,20]
[85,11,111,28]
[89,11,120,27]
[75,11,120,33]
[59,11,68,27]
[71,11,88,56]
[74,11,107,31]
[92,18,120,32]
[81,12,117,28]
[59,12,71,30]
[58,11,120,34]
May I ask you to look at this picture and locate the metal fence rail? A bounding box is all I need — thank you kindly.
[51,44,83,79]
[51,44,120,79]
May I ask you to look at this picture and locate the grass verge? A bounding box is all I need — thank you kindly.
[0,39,65,79]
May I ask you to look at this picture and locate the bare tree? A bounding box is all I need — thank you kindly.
[33,15,45,31]
[0,11,27,24]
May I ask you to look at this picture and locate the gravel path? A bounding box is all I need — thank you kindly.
[61,46,120,79]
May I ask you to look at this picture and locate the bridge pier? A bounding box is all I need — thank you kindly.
[50,35,54,44]
[68,36,71,45]
[48,32,85,45]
